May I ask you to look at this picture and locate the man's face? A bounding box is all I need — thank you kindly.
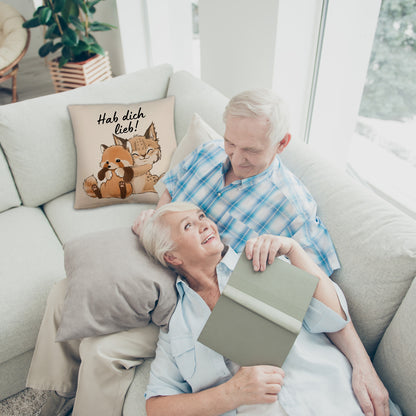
[163,209,224,267]
[224,116,279,179]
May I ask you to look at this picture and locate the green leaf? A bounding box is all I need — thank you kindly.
[62,28,79,46]
[69,15,85,32]
[38,41,54,57]
[61,45,72,59]
[59,55,69,68]
[39,7,53,24]
[22,17,41,28]
[89,22,115,31]
[51,42,63,53]
[74,0,88,14]
[44,23,59,39]
[62,0,79,21]
[89,43,105,56]
[53,0,65,13]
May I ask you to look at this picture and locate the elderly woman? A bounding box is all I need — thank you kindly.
[140,202,400,416]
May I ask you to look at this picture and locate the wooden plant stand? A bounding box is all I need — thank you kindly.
[47,52,112,93]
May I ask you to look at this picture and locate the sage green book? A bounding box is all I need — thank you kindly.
[198,256,319,367]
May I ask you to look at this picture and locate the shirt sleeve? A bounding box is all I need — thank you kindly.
[303,282,351,334]
[290,216,340,277]
[145,330,191,400]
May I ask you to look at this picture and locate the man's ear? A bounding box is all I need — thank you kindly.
[164,252,183,267]
[276,133,291,154]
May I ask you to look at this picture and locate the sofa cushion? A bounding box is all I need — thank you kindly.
[123,358,153,416]
[0,206,65,364]
[68,97,176,209]
[43,191,154,244]
[167,71,228,144]
[373,277,416,416]
[280,141,416,357]
[0,145,20,213]
[56,228,177,341]
[0,64,173,207]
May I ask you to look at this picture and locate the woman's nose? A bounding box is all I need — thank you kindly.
[199,219,208,232]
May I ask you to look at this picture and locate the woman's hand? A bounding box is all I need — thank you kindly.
[245,235,297,271]
[132,209,156,236]
[225,365,284,407]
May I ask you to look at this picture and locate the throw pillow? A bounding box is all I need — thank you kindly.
[155,113,223,196]
[56,227,178,342]
[69,96,176,209]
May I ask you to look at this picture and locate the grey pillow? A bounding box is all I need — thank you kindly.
[56,227,177,341]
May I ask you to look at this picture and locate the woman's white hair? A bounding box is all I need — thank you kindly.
[223,89,290,146]
[140,201,200,267]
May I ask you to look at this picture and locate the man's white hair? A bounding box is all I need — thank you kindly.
[223,89,290,146]
[140,202,200,267]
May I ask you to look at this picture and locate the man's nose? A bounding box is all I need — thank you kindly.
[232,148,245,164]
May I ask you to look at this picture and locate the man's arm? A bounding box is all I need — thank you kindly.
[327,323,390,416]
[245,235,345,318]
[245,235,390,416]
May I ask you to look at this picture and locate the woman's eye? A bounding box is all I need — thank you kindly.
[199,213,205,220]
[184,223,191,230]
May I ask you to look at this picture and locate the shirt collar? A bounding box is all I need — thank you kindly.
[175,246,239,295]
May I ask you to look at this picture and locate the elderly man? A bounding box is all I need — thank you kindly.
[28,90,388,416]
[139,202,397,416]
[133,89,389,415]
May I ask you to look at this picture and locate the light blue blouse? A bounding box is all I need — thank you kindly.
[145,248,398,415]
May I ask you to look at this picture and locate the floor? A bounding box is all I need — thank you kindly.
[0,56,55,106]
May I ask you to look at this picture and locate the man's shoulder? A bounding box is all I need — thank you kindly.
[198,139,224,153]
[191,139,225,163]
[268,158,316,210]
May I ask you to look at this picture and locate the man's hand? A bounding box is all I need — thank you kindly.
[352,364,390,416]
[245,235,296,271]
[225,365,284,407]
[132,209,156,236]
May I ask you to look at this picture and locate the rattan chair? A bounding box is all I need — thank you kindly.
[0,2,30,103]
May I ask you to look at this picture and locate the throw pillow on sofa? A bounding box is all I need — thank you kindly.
[56,227,178,342]
[68,96,176,209]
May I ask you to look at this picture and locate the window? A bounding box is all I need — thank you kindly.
[347,0,416,218]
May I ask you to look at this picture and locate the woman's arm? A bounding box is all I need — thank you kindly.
[147,365,284,416]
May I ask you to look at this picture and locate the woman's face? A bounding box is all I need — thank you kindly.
[163,209,224,267]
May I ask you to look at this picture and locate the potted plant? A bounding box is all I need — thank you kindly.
[23,0,116,92]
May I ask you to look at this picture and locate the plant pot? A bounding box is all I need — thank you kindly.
[47,52,112,93]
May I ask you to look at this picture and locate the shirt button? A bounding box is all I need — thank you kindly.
[217,192,222,197]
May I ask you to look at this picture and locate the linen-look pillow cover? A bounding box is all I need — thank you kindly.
[69,96,176,209]
[56,227,178,342]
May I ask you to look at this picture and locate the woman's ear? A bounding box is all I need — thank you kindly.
[276,133,291,154]
[164,252,183,267]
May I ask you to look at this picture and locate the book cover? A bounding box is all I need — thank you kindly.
[198,255,319,367]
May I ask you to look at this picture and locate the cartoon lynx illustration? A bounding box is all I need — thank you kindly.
[113,122,162,194]
[83,138,134,199]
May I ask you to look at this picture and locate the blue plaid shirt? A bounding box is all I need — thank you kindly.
[163,140,340,276]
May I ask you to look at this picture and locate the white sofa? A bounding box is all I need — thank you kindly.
[0,64,415,416]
